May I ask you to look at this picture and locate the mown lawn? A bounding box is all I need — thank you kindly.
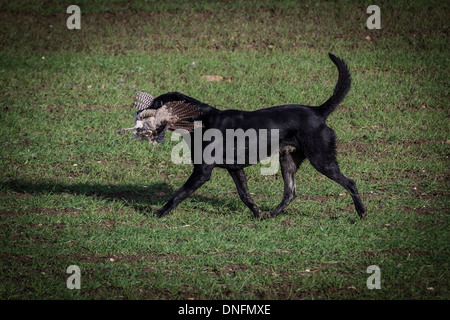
[0,0,448,299]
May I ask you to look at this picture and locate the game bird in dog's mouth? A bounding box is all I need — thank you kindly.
[118,91,204,144]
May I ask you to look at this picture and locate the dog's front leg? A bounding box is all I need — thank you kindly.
[154,164,214,218]
[227,168,263,219]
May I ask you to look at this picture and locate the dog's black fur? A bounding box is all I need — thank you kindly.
[147,53,366,220]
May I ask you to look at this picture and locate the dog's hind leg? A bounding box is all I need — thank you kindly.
[154,164,214,218]
[308,150,366,220]
[270,148,305,217]
[228,168,262,219]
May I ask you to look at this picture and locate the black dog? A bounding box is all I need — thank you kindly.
[146,53,366,220]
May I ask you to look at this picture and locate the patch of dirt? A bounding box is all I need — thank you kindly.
[361,248,437,258]
[58,252,185,265]
[252,282,360,300]
[0,207,82,216]
[0,209,24,216]
[46,104,130,113]
[339,137,448,152]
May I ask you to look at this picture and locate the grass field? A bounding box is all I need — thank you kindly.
[0,0,449,300]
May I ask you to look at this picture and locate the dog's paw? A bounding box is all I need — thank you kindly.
[268,210,281,218]
[358,206,367,220]
[258,212,273,220]
[359,211,367,220]
[153,209,167,218]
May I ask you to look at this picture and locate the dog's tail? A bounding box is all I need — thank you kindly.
[318,53,351,118]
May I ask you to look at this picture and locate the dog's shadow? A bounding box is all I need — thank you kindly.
[0,179,235,216]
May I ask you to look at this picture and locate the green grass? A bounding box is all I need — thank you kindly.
[0,0,449,299]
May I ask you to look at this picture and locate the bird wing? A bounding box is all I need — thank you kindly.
[132,91,154,111]
[162,101,205,132]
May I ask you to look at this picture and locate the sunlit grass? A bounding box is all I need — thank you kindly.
[0,0,448,300]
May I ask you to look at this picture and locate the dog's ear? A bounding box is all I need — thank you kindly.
[156,122,169,143]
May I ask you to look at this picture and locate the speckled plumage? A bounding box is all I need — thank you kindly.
[132,91,154,111]
[119,93,204,144]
